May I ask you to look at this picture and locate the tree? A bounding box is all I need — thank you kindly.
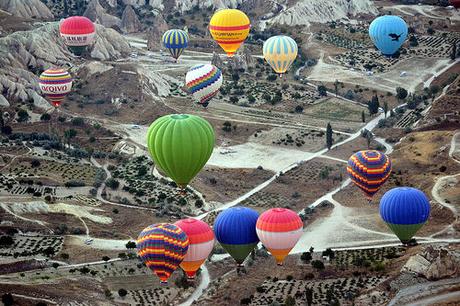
[334,79,340,96]
[305,287,313,306]
[105,178,119,190]
[452,43,458,60]
[40,113,51,121]
[52,262,60,269]
[361,110,365,123]
[285,296,296,306]
[427,27,434,35]
[248,95,256,103]
[222,121,232,132]
[0,236,14,246]
[396,87,408,102]
[295,105,304,113]
[301,252,312,262]
[368,95,380,115]
[125,241,136,249]
[64,129,77,146]
[31,159,41,168]
[1,126,12,135]
[118,288,128,297]
[17,109,29,122]
[71,117,85,126]
[384,101,389,118]
[317,85,327,96]
[311,260,325,270]
[322,248,335,259]
[231,72,240,82]
[102,256,110,262]
[1,293,14,306]
[326,123,333,150]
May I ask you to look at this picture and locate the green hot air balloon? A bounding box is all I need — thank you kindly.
[146,114,215,189]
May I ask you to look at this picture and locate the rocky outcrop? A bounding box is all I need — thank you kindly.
[84,0,121,29]
[0,22,130,108]
[0,0,53,19]
[121,5,142,33]
[211,52,223,68]
[402,245,460,280]
[146,15,169,50]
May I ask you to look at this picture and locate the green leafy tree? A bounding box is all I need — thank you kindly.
[285,296,296,306]
[384,101,389,118]
[361,110,365,123]
[396,87,408,102]
[40,113,51,121]
[317,85,328,96]
[118,288,128,297]
[305,287,313,306]
[17,109,29,122]
[326,123,333,150]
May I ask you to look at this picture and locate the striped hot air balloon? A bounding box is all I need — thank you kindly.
[449,0,460,8]
[146,114,215,189]
[38,68,73,107]
[347,150,392,200]
[174,218,214,279]
[136,223,189,284]
[213,207,259,266]
[369,15,408,56]
[185,64,223,107]
[59,16,96,55]
[209,9,250,57]
[263,35,298,77]
[162,29,189,61]
[380,187,430,244]
[256,208,303,265]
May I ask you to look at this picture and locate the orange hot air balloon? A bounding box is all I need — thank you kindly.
[174,218,214,279]
[209,9,250,57]
[256,208,303,265]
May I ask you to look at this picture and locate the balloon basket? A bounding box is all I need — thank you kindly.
[159,281,168,286]
[276,262,284,266]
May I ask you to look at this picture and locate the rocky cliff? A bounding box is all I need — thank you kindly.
[0,0,54,19]
[0,22,130,108]
[84,0,121,29]
[121,5,142,33]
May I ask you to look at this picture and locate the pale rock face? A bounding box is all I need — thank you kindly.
[146,15,169,50]
[84,0,121,29]
[0,0,53,19]
[402,245,460,280]
[0,22,130,108]
[121,5,142,33]
[269,0,378,26]
[0,95,10,107]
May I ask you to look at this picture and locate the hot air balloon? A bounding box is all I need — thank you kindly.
[379,187,430,244]
[369,15,408,56]
[174,218,214,279]
[162,29,189,62]
[146,114,215,189]
[347,150,392,200]
[213,207,259,266]
[449,0,460,8]
[209,9,250,57]
[185,64,223,107]
[59,16,96,55]
[256,208,303,265]
[263,35,298,77]
[136,223,189,284]
[38,68,73,108]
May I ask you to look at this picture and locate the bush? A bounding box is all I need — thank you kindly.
[301,251,312,262]
[294,105,304,113]
[118,288,128,297]
[0,236,14,246]
[31,159,41,168]
[40,113,51,121]
[71,117,85,126]
[64,180,85,187]
[311,260,325,270]
[105,178,120,190]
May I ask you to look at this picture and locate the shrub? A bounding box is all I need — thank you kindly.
[118,288,128,297]
[311,260,325,270]
[105,178,120,190]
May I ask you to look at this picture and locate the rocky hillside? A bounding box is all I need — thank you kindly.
[0,0,53,19]
[0,22,130,108]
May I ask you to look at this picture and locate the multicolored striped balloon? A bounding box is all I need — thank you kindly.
[256,208,303,265]
[162,29,189,61]
[209,9,250,57]
[174,218,214,279]
[38,68,73,107]
[263,35,298,76]
[136,223,189,284]
[347,150,392,200]
[185,64,223,107]
[213,207,259,266]
[380,187,430,244]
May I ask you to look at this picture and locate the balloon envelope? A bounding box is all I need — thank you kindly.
[39,68,73,107]
[174,218,214,279]
[369,15,408,56]
[162,29,189,61]
[263,35,298,76]
[213,207,259,265]
[185,64,223,107]
[146,114,215,189]
[60,16,95,54]
[379,187,430,243]
[347,150,392,200]
[209,9,250,57]
[136,223,189,283]
[449,0,460,8]
[256,208,303,265]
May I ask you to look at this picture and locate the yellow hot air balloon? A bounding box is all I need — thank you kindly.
[209,9,250,57]
[263,35,298,77]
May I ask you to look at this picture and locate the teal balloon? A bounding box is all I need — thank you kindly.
[369,15,408,56]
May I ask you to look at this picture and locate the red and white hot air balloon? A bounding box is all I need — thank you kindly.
[174,218,215,279]
[59,16,96,55]
[38,68,73,108]
[256,208,303,265]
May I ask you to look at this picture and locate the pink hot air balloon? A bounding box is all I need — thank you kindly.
[256,208,303,265]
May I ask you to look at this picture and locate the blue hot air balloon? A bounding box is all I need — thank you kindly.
[379,187,430,244]
[369,15,408,56]
[213,207,259,266]
[162,29,189,61]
